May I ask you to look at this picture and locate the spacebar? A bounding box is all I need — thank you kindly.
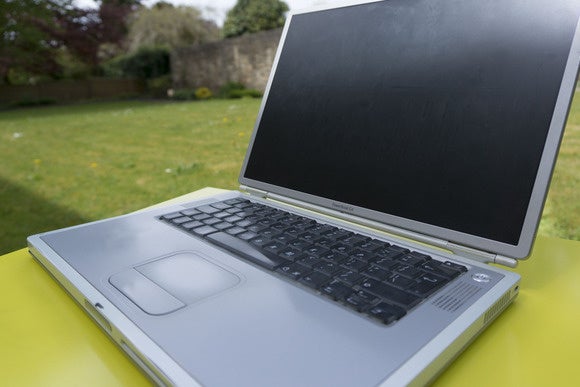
[205,232,287,270]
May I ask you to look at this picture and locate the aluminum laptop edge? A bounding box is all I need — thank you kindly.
[27,0,580,386]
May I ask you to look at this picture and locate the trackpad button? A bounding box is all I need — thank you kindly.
[136,252,240,305]
[109,270,185,315]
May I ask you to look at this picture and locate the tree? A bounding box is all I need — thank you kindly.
[0,0,139,84]
[222,0,288,39]
[125,2,219,52]
[1,0,69,83]
[54,0,139,70]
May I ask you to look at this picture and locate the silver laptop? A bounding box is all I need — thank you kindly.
[28,0,580,385]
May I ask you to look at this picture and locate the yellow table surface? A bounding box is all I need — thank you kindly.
[2,188,579,386]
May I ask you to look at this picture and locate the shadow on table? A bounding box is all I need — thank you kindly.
[0,177,88,255]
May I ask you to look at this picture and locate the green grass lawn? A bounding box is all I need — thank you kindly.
[0,96,578,255]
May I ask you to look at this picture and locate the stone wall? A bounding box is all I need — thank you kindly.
[171,28,283,92]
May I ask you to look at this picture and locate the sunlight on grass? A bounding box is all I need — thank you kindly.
[538,95,580,240]
[0,99,259,223]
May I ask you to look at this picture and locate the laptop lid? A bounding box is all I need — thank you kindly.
[239,0,580,260]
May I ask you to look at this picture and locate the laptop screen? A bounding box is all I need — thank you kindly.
[241,0,579,247]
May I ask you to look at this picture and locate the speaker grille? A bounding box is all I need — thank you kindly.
[483,291,513,325]
[431,282,481,312]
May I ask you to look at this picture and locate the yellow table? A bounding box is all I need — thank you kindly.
[2,188,579,386]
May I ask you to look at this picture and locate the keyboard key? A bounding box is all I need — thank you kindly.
[323,229,352,240]
[193,213,211,221]
[211,202,232,210]
[373,257,398,270]
[172,216,192,224]
[313,261,341,276]
[278,247,301,260]
[386,273,415,289]
[206,232,288,270]
[423,261,465,279]
[274,233,296,244]
[296,255,321,269]
[214,222,234,231]
[399,253,429,266]
[341,235,369,246]
[277,263,308,280]
[359,278,420,309]
[237,231,258,241]
[341,257,368,272]
[235,219,255,228]
[362,265,390,281]
[191,225,218,236]
[180,209,201,216]
[394,264,423,279]
[375,248,405,259]
[298,271,331,289]
[162,212,183,220]
[358,239,387,252]
[336,270,364,286]
[182,220,204,229]
[223,198,246,205]
[202,217,221,226]
[250,236,272,247]
[319,251,347,264]
[442,261,468,273]
[350,249,374,262]
[225,215,243,223]
[330,242,352,254]
[368,303,406,325]
[306,245,330,257]
[321,279,352,300]
[262,241,286,253]
[225,226,245,235]
[308,224,335,234]
[196,205,221,214]
[345,293,375,312]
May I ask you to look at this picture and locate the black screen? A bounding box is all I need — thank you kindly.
[243,0,579,245]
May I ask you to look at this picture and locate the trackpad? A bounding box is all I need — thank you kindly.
[110,252,240,315]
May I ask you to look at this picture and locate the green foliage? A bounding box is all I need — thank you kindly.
[1,0,138,83]
[146,75,172,97]
[223,0,289,38]
[195,87,213,100]
[103,46,170,79]
[170,87,213,100]
[219,82,262,99]
[171,89,197,100]
[126,3,219,52]
[1,0,69,83]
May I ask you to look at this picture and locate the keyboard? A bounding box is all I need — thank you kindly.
[159,198,467,325]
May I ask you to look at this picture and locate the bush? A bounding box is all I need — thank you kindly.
[147,75,172,97]
[171,89,197,100]
[170,87,213,101]
[229,88,262,99]
[194,87,212,100]
[102,47,170,80]
[218,81,262,99]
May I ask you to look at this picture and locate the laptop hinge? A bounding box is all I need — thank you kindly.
[239,185,268,198]
[239,188,518,269]
[446,242,518,268]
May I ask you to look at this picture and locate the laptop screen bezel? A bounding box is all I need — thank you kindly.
[238,0,580,260]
